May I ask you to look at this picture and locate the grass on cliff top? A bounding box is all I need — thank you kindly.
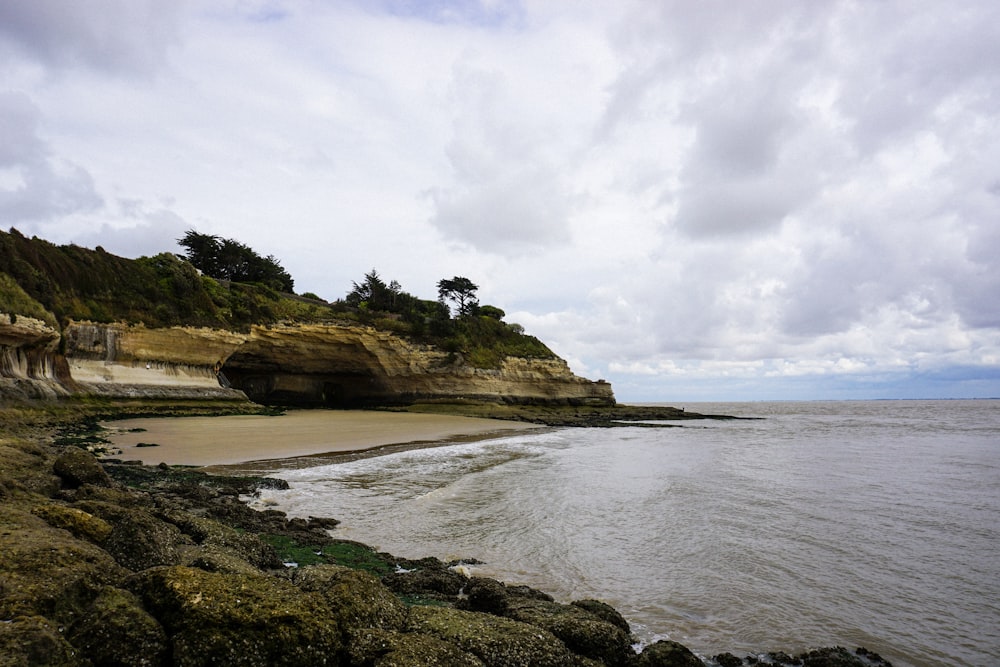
[0,273,58,327]
[1,228,342,331]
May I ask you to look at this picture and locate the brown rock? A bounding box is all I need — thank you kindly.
[53,446,113,489]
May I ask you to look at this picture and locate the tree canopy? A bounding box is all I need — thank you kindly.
[177,230,294,293]
[345,269,400,312]
[337,268,553,367]
[437,276,479,317]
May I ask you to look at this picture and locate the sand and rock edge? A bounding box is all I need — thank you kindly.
[1,412,894,667]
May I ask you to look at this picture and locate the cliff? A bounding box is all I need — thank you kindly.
[1,317,613,407]
[0,229,614,407]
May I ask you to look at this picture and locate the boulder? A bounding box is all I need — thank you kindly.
[799,646,893,666]
[131,565,342,666]
[73,500,192,571]
[382,563,467,601]
[0,506,128,625]
[405,605,576,667]
[293,564,408,634]
[635,640,704,667]
[457,576,509,615]
[184,544,266,575]
[0,440,61,497]
[0,615,82,667]
[67,586,170,667]
[348,628,485,667]
[504,595,634,667]
[572,598,632,635]
[31,502,113,543]
[53,446,113,488]
[165,510,283,570]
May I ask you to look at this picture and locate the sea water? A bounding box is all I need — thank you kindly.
[250,400,1000,666]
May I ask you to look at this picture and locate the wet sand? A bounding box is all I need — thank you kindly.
[104,410,541,467]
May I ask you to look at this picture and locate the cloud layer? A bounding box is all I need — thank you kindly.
[2,0,998,400]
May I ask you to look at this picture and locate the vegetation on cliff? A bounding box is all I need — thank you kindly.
[0,228,555,369]
[177,230,294,293]
[0,227,314,331]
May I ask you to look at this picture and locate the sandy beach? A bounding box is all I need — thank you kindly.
[103,410,541,467]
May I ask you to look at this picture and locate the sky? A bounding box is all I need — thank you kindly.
[2,0,999,402]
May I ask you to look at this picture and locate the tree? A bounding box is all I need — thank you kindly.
[437,276,479,317]
[478,305,505,320]
[346,269,393,311]
[178,230,294,292]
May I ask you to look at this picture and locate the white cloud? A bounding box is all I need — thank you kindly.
[0,0,181,76]
[2,0,999,400]
[0,91,102,223]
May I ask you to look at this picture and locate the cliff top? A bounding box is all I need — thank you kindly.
[0,228,555,369]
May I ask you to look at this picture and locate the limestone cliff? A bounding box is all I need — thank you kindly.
[0,316,614,407]
[0,313,65,401]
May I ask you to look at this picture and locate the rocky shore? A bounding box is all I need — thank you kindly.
[1,407,894,667]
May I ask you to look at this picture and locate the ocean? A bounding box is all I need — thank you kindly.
[248,400,1000,666]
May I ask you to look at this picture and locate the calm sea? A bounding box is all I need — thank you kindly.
[251,400,1000,666]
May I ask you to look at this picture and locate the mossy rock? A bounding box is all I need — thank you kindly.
[0,506,128,625]
[348,628,484,667]
[405,605,576,667]
[572,599,632,634]
[381,562,467,601]
[166,511,283,570]
[72,500,193,571]
[634,640,704,667]
[0,440,61,498]
[456,576,509,615]
[293,564,407,633]
[131,565,342,666]
[67,586,169,667]
[183,544,267,575]
[31,502,113,543]
[0,615,82,667]
[504,596,635,667]
[52,446,113,489]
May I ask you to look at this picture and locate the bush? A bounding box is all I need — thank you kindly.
[0,272,58,327]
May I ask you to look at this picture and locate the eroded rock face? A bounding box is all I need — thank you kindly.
[0,314,67,401]
[222,322,615,406]
[1,318,615,407]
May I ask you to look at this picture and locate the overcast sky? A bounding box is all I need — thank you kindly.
[2,1,999,402]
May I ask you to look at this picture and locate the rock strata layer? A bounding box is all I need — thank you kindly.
[0,316,614,407]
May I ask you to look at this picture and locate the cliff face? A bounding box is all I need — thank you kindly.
[0,317,614,407]
[0,314,65,401]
